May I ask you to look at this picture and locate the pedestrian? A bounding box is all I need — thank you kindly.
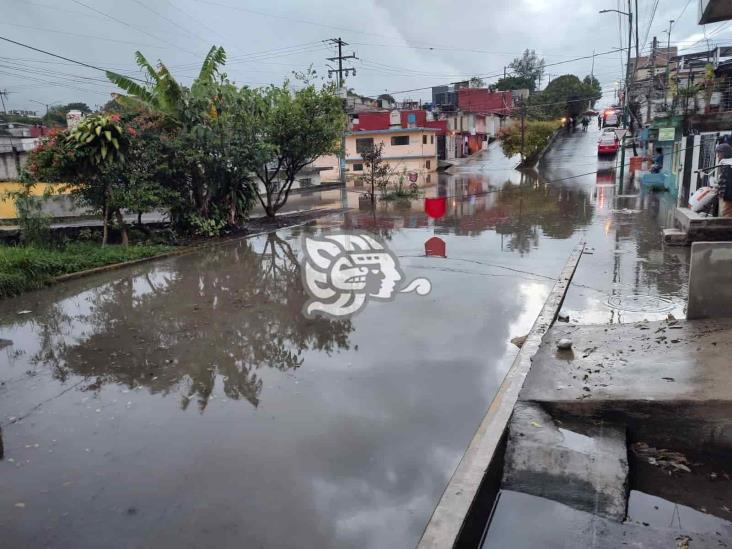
[598,113,603,128]
[581,117,589,132]
[651,147,664,173]
[714,143,732,217]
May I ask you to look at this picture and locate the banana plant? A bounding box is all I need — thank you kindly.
[106,46,226,125]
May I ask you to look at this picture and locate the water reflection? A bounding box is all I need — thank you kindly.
[12,233,353,410]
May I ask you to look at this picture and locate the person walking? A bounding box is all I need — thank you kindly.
[715,143,732,217]
[581,117,589,132]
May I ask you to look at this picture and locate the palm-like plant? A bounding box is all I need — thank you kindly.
[106,46,226,123]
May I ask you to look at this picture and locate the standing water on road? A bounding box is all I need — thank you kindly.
[0,128,688,548]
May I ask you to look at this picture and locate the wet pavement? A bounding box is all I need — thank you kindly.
[0,126,690,548]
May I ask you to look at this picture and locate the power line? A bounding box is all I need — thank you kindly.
[0,35,146,83]
[129,0,211,46]
[68,0,202,57]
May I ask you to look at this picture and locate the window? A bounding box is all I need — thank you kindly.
[422,135,427,145]
[353,163,364,172]
[299,178,312,188]
[391,135,409,146]
[426,160,431,170]
[356,138,373,153]
[430,135,434,144]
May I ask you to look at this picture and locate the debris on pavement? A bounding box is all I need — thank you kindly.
[511,335,528,348]
[557,338,573,350]
[631,442,693,474]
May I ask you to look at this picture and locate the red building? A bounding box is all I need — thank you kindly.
[457,89,513,115]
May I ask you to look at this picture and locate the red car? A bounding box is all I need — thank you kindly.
[598,132,620,156]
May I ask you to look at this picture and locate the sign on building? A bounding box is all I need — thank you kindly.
[658,127,676,142]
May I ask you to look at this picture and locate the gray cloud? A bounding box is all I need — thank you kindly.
[0,0,725,112]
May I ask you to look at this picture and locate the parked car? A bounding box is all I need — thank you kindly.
[598,132,619,156]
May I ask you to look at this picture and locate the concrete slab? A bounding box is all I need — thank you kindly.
[663,228,689,246]
[503,402,628,521]
[674,207,732,243]
[519,318,732,449]
[482,490,732,549]
[687,241,732,320]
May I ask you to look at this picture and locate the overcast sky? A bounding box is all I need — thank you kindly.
[1,0,731,114]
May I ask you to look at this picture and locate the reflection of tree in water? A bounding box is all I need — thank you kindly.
[29,233,353,410]
[495,176,594,254]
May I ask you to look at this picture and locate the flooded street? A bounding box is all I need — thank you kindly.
[0,126,688,548]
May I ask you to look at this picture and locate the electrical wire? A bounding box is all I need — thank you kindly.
[0,35,147,83]
[68,0,202,57]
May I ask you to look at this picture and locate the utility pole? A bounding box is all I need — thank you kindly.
[625,0,633,130]
[634,0,640,62]
[663,20,674,110]
[618,0,633,192]
[648,36,657,123]
[326,38,357,187]
[591,50,596,79]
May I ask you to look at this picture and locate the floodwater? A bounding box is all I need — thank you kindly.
[0,126,689,548]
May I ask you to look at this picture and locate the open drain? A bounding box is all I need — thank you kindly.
[605,293,677,313]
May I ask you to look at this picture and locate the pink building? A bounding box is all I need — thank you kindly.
[313,126,438,182]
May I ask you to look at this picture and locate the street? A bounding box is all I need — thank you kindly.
[0,125,690,548]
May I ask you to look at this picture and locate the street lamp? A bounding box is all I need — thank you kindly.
[600,6,632,130]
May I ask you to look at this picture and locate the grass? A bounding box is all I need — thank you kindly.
[0,242,174,298]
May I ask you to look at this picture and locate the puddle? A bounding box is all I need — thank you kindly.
[558,428,596,453]
[605,293,678,313]
[628,490,732,533]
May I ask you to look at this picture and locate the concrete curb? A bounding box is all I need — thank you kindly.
[416,241,585,549]
[49,209,344,287]
[518,128,562,170]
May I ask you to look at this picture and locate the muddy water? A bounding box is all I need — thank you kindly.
[0,128,688,548]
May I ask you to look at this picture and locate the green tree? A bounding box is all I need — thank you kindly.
[250,79,344,217]
[528,74,593,119]
[66,113,131,245]
[583,75,602,106]
[508,50,545,92]
[359,142,391,202]
[497,120,559,162]
[469,76,485,88]
[492,75,534,91]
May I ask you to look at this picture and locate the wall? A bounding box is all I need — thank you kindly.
[345,131,437,161]
[0,150,30,180]
[457,89,513,115]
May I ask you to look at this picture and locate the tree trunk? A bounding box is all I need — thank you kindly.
[115,209,129,247]
[137,211,142,225]
[102,203,109,246]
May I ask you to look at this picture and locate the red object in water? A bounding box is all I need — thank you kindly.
[424,196,447,219]
[425,236,446,258]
